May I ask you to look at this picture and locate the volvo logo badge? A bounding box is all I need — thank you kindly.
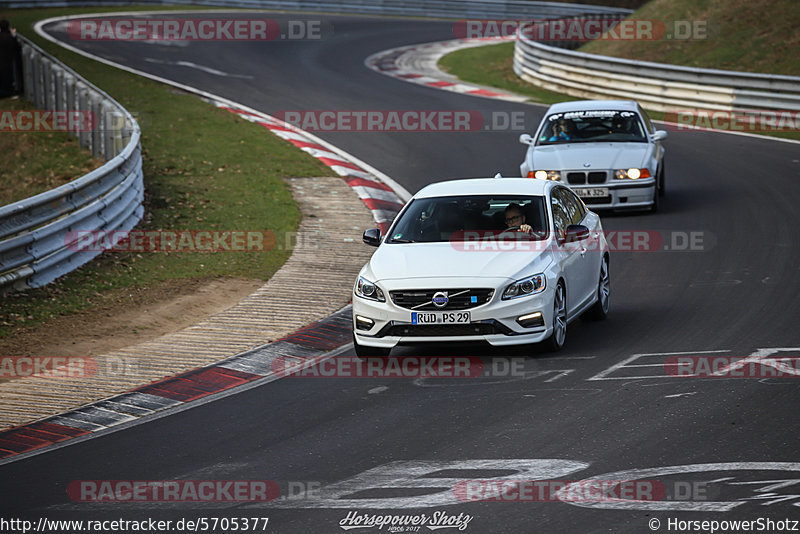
[431,291,449,308]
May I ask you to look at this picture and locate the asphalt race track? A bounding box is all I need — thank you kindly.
[3,11,800,533]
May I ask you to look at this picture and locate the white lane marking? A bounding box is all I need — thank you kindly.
[300,146,344,160]
[588,350,731,381]
[543,369,573,382]
[557,462,800,512]
[269,129,309,142]
[711,347,800,377]
[368,386,388,394]
[144,57,253,78]
[259,459,589,509]
[350,185,402,203]
[663,392,697,398]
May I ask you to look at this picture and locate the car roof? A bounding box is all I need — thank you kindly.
[545,99,640,114]
[413,178,553,199]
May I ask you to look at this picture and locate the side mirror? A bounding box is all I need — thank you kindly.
[564,224,590,243]
[651,130,668,141]
[519,133,534,146]
[362,228,382,247]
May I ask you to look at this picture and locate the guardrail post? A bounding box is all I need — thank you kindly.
[53,66,65,112]
[44,59,55,111]
[23,45,35,103]
[34,53,45,109]
[76,82,90,149]
[103,103,123,161]
[89,92,102,159]
[64,72,78,139]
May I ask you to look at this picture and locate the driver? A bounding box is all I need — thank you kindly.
[504,203,533,234]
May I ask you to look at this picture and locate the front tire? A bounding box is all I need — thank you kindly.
[353,333,391,359]
[543,282,567,352]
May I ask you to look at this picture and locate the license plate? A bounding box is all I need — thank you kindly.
[576,188,609,198]
[411,311,471,324]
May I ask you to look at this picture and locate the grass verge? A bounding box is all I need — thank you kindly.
[438,42,576,107]
[0,97,103,206]
[0,7,331,339]
[581,0,800,76]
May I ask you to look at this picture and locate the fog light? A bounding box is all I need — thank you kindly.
[355,315,375,331]
[516,312,544,328]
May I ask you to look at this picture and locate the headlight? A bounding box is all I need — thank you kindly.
[355,276,385,302]
[502,273,546,300]
[529,170,561,181]
[614,168,651,180]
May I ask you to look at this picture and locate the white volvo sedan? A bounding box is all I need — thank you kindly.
[519,100,667,211]
[352,178,610,357]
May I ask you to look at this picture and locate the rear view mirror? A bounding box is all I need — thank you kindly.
[363,228,382,247]
[651,130,668,141]
[519,133,534,146]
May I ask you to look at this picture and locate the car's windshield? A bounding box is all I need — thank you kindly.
[387,195,548,244]
[536,110,647,145]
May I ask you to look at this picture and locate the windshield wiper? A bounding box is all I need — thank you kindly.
[391,238,416,243]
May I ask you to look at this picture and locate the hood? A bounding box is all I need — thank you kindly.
[366,242,551,282]
[530,143,649,170]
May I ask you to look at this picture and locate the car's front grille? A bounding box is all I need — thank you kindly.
[582,196,612,205]
[567,172,586,185]
[385,323,502,337]
[588,171,607,184]
[568,171,607,185]
[390,289,494,311]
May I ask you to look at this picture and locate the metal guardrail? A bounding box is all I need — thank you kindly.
[0,35,143,294]
[0,1,629,295]
[514,26,800,113]
[0,0,631,18]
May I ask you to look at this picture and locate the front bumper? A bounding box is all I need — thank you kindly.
[571,179,656,210]
[352,284,556,349]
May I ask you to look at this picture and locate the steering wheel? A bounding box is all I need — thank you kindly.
[497,226,521,238]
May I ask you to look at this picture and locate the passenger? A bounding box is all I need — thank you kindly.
[547,119,573,142]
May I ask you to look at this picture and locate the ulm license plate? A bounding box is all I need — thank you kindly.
[411,311,470,324]
[575,187,609,198]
